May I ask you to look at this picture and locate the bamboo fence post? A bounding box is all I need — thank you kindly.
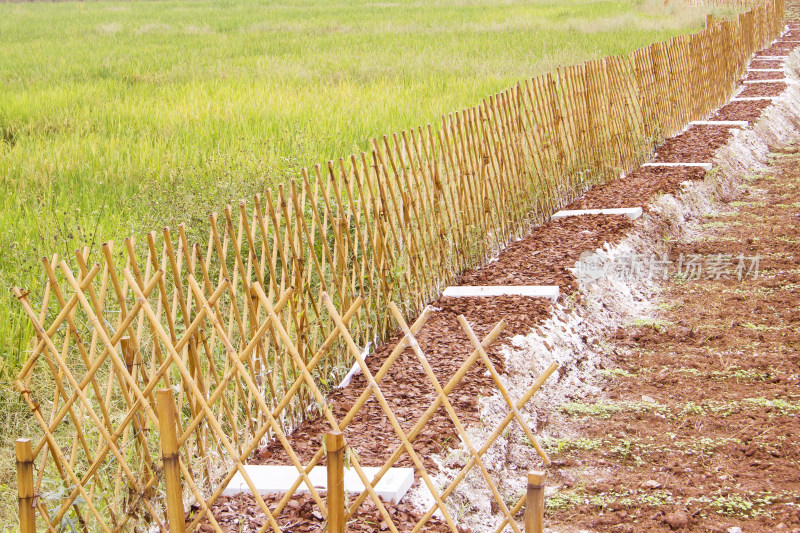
[706,13,714,29]
[16,439,36,533]
[525,470,546,533]
[326,431,345,533]
[157,389,185,533]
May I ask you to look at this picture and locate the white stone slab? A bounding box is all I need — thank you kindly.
[730,96,778,101]
[222,465,415,504]
[747,68,784,72]
[443,285,560,302]
[551,207,642,221]
[742,79,787,84]
[754,55,790,59]
[689,120,749,127]
[642,162,712,171]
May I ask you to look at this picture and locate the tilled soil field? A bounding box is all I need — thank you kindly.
[455,215,633,292]
[755,40,800,55]
[545,146,800,533]
[745,70,785,80]
[749,59,784,68]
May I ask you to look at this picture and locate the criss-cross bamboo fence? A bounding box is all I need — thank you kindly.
[11,0,785,530]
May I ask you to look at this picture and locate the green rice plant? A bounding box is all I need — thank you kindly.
[0,0,719,375]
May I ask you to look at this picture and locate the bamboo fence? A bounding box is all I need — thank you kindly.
[12,0,785,530]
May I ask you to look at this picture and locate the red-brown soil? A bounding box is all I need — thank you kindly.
[753,40,800,56]
[739,81,789,97]
[710,99,772,122]
[203,493,458,533]
[253,295,553,470]
[749,59,784,68]
[745,70,785,80]
[455,215,633,293]
[194,293,554,531]
[545,147,800,533]
[562,166,706,212]
[653,125,738,163]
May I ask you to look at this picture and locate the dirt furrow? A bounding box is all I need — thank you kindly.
[546,144,800,533]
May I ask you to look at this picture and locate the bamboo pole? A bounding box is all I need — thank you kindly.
[525,470,546,533]
[157,389,186,533]
[16,439,36,533]
[326,431,345,533]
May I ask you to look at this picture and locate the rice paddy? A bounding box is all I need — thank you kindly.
[0,0,727,523]
[0,0,725,370]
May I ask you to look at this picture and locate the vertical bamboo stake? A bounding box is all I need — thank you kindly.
[16,439,35,533]
[706,13,713,29]
[525,470,546,533]
[121,336,147,472]
[157,389,185,533]
[326,431,345,533]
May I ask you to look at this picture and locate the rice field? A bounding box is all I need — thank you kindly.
[0,0,729,374]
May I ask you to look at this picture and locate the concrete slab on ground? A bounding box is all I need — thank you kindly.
[551,207,643,221]
[690,120,749,127]
[222,465,415,504]
[442,285,560,302]
[730,96,778,101]
[643,162,713,171]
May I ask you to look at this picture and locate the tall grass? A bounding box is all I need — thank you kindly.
[0,0,723,366]
[0,0,732,526]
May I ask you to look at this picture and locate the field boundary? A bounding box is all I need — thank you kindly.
[11,0,786,530]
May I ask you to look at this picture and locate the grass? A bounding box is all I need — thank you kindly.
[546,485,796,519]
[558,397,800,420]
[623,317,673,331]
[598,365,777,382]
[0,0,730,527]
[0,0,721,370]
